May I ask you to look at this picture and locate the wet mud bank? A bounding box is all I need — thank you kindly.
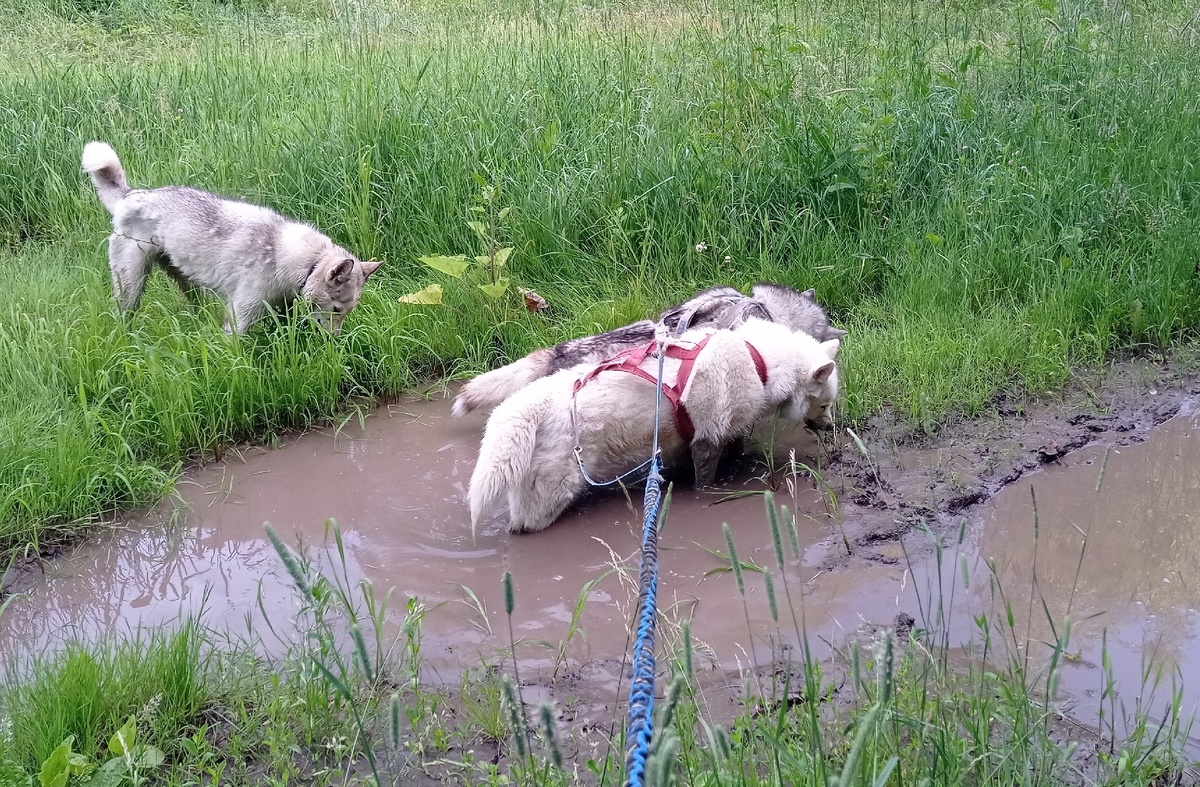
[822,349,1200,572]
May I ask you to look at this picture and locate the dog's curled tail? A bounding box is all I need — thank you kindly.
[81,141,130,214]
[467,390,548,537]
[453,349,550,417]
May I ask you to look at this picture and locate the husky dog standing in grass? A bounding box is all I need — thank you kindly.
[82,141,382,334]
[452,283,845,417]
[468,318,841,534]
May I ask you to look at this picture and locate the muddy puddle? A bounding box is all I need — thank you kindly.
[0,396,901,683]
[3,392,1199,737]
[957,403,1200,732]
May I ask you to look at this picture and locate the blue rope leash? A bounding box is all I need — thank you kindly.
[624,344,668,787]
[568,333,669,784]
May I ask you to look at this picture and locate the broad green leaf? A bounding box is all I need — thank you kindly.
[478,280,509,300]
[822,181,856,195]
[466,221,488,242]
[83,758,127,787]
[36,739,71,787]
[468,205,486,213]
[397,284,443,306]
[134,746,165,769]
[418,255,469,278]
[871,756,899,787]
[108,716,136,758]
[66,752,95,779]
[497,206,512,221]
[474,247,513,269]
[314,661,352,701]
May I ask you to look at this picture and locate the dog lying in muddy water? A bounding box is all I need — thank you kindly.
[453,283,845,417]
[468,318,841,534]
[82,141,382,334]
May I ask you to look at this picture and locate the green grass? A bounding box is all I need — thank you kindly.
[0,619,208,771]
[3,0,1200,551]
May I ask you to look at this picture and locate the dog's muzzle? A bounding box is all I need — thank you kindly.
[805,418,835,432]
[310,312,343,335]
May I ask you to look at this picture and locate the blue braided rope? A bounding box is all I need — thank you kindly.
[624,347,668,787]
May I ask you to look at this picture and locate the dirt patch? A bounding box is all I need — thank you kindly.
[813,347,1200,574]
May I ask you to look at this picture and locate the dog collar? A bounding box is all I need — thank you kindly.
[301,261,321,289]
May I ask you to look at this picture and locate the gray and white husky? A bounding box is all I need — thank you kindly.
[452,283,845,416]
[82,141,382,334]
[468,318,841,534]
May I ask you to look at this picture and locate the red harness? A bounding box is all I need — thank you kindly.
[572,336,768,443]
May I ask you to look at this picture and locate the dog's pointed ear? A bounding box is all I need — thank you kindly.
[819,338,841,359]
[825,327,848,340]
[812,360,836,385]
[328,258,355,284]
[360,259,383,279]
[800,288,816,299]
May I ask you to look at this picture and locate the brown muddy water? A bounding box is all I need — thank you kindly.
[3,393,1199,734]
[0,396,885,679]
[958,400,1200,731]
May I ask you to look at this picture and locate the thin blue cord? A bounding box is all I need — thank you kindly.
[575,449,656,488]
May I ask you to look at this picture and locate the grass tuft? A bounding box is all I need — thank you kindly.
[0,619,207,772]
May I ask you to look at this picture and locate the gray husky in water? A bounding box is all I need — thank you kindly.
[82,141,382,334]
[452,282,845,416]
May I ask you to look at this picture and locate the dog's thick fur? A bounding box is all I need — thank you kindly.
[468,318,841,534]
[453,283,844,417]
[82,141,382,334]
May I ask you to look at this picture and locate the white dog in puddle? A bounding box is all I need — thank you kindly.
[468,318,841,534]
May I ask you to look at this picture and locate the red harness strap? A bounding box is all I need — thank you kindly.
[572,336,768,443]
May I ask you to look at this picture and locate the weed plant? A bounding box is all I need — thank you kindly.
[3,0,1200,551]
